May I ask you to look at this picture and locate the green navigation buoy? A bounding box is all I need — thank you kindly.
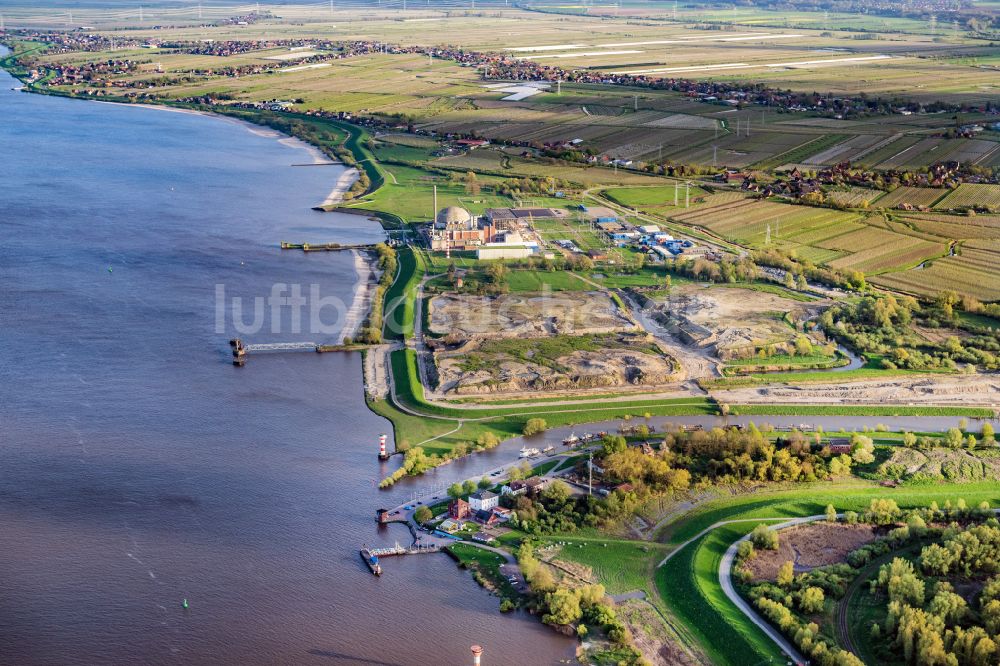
[108,267,113,273]
[182,598,189,609]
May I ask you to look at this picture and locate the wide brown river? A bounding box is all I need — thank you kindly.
[0,57,575,665]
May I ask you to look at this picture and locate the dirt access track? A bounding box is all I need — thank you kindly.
[427,291,635,338]
[714,373,1000,407]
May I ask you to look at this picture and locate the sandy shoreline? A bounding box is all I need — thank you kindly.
[343,249,381,342]
[320,166,361,207]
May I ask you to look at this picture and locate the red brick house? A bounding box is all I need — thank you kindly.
[449,498,470,520]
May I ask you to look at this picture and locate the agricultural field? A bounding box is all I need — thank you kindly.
[824,186,881,208]
[871,239,1000,300]
[900,212,1000,241]
[670,199,948,274]
[821,227,944,274]
[12,7,1000,172]
[601,184,708,211]
[937,183,1000,210]
[872,186,947,209]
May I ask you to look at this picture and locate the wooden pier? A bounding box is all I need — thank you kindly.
[280,241,377,253]
[367,541,441,558]
[228,338,367,365]
[360,541,440,575]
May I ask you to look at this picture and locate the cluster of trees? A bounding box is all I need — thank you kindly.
[599,438,692,492]
[966,297,1000,323]
[494,175,573,198]
[377,446,436,488]
[382,433,504,487]
[736,499,1000,666]
[664,424,855,483]
[872,521,1000,666]
[745,558,864,666]
[903,424,995,451]
[445,432,502,460]
[750,523,780,551]
[821,293,1000,371]
[541,425,866,530]
[752,248,866,292]
[659,254,760,284]
[516,542,647,665]
[918,523,1000,578]
[523,418,548,436]
[506,480,595,535]
[727,335,837,365]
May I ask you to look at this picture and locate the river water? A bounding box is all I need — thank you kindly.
[0,60,575,665]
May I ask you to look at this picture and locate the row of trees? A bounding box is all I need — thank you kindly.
[354,242,397,345]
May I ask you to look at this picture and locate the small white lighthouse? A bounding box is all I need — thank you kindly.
[378,433,390,461]
[471,645,483,666]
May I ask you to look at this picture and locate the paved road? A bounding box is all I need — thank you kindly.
[464,542,517,564]
[717,516,826,666]
[657,516,796,568]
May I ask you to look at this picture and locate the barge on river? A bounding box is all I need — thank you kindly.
[360,547,382,576]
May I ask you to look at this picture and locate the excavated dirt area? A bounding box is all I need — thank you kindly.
[744,523,878,582]
[654,284,824,359]
[434,333,680,395]
[715,374,1000,406]
[427,291,635,338]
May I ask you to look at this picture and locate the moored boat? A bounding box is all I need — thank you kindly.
[360,547,382,576]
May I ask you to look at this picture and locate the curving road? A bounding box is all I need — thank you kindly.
[717,516,828,666]
[656,513,830,665]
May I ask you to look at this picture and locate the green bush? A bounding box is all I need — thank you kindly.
[523,418,548,436]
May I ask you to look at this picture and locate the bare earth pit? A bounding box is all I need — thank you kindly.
[744,523,878,582]
[428,291,635,338]
[654,285,825,359]
[434,333,679,395]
